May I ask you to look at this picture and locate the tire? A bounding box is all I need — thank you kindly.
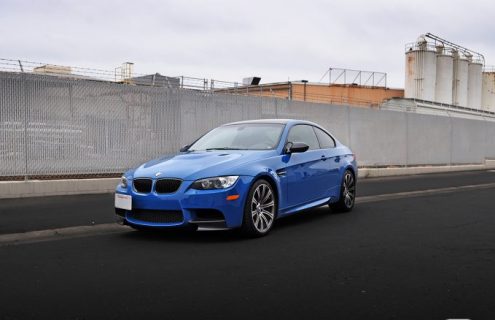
[330,170,356,213]
[241,179,277,237]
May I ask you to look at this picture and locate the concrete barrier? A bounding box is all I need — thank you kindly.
[0,178,119,199]
[358,160,495,178]
[2,162,495,199]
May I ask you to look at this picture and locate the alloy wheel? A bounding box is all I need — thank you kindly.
[250,183,275,233]
[343,171,355,208]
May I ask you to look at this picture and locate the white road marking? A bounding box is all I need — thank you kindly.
[1,182,495,246]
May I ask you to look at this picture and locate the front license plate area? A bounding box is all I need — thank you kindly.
[115,194,132,210]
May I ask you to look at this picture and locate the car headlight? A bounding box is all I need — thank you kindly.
[120,176,128,188]
[191,176,239,190]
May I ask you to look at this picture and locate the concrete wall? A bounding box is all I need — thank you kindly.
[406,113,451,165]
[348,108,407,166]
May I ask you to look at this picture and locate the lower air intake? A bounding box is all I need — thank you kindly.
[127,209,184,224]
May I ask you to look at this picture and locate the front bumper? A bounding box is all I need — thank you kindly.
[115,176,253,229]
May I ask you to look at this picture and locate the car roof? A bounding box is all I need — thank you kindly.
[224,119,317,126]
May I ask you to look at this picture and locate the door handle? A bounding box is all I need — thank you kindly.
[321,155,327,161]
[335,156,340,163]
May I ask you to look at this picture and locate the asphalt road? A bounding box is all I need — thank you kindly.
[1,170,495,319]
[1,170,495,235]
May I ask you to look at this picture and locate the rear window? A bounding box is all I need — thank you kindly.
[313,127,336,148]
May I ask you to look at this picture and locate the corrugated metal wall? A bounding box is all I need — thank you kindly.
[0,71,494,178]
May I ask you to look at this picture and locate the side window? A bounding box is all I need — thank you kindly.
[314,127,336,148]
[287,125,319,150]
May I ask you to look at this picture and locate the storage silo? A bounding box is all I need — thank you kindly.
[434,44,453,104]
[482,71,495,112]
[467,61,483,109]
[452,51,469,107]
[405,35,437,101]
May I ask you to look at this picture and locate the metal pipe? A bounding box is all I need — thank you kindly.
[301,80,308,101]
[288,81,292,100]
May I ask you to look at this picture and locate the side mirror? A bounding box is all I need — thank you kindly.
[284,142,309,154]
[180,145,190,152]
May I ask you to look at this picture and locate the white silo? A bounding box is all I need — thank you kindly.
[434,44,453,104]
[467,61,483,109]
[405,35,437,101]
[482,71,495,112]
[452,51,469,107]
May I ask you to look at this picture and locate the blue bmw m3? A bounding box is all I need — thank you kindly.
[115,119,357,237]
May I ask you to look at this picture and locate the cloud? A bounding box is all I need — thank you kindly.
[1,0,494,87]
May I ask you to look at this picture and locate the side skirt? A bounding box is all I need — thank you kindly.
[278,197,332,217]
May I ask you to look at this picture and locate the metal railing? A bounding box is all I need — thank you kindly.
[0,58,182,88]
[405,33,485,65]
[319,68,387,87]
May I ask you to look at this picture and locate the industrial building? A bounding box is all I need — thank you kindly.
[216,33,495,113]
[214,79,403,108]
[404,33,495,113]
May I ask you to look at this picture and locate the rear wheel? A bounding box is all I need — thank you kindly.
[241,179,277,237]
[330,170,356,213]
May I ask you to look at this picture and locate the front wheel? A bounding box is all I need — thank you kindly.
[330,170,356,213]
[241,179,277,237]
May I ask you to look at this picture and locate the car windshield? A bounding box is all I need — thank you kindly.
[188,123,285,151]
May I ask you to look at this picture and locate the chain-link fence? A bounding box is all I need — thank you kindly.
[1,71,495,180]
[0,72,182,179]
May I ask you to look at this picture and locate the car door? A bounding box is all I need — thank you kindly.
[313,126,341,199]
[284,124,326,207]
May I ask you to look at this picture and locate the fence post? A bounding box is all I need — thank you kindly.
[347,105,352,149]
[22,74,28,181]
[405,112,409,167]
[447,109,453,166]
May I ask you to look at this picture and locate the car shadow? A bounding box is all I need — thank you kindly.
[119,226,246,243]
[118,205,352,243]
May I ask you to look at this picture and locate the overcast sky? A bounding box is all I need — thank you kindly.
[1,0,494,88]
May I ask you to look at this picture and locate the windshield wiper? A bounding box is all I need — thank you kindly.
[205,147,242,151]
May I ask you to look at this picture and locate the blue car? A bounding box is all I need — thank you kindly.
[115,119,357,237]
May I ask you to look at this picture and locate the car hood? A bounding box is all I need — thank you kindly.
[131,150,275,180]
